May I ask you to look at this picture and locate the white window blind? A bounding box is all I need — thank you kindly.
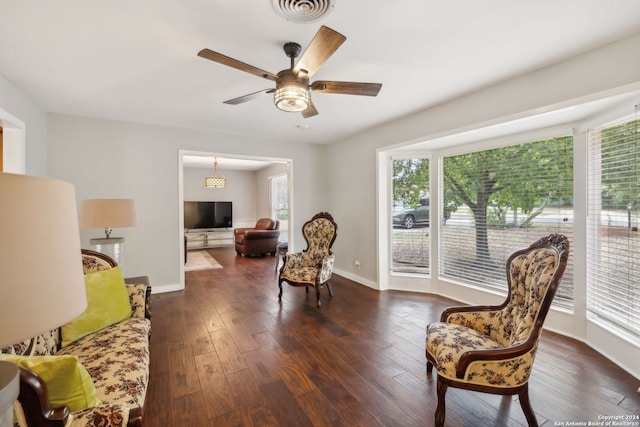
[440,137,574,308]
[587,110,640,337]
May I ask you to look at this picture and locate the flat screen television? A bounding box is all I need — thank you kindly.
[184,201,232,230]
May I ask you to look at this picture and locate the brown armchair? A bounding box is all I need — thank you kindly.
[425,234,569,427]
[234,218,280,257]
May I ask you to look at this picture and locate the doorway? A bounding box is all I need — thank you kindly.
[177,150,294,290]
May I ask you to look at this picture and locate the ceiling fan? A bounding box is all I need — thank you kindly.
[197,26,382,118]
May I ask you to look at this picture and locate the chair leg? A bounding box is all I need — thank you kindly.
[326,281,334,297]
[435,377,447,427]
[518,385,538,427]
[278,280,283,300]
[426,361,433,372]
[315,286,322,307]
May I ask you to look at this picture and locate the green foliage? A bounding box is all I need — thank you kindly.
[443,136,573,257]
[444,136,573,218]
[600,118,640,210]
[393,159,429,209]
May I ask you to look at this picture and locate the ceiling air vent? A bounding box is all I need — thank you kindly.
[272,0,336,23]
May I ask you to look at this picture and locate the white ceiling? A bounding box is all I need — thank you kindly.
[1,1,640,146]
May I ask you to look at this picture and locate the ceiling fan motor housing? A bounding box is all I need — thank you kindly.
[275,69,310,112]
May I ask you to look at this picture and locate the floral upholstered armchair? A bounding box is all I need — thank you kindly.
[425,234,569,427]
[278,212,337,308]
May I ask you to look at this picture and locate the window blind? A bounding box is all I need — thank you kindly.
[440,137,574,308]
[587,111,640,337]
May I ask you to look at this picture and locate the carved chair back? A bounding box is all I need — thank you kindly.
[301,212,337,261]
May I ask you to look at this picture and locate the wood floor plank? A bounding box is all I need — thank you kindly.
[143,247,640,427]
[295,388,347,427]
[210,329,248,375]
[259,379,313,426]
[172,392,211,426]
[194,351,236,418]
[169,346,201,400]
[225,368,266,410]
[143,372,173,426]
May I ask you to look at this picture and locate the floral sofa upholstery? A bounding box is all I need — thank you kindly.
[1,250,151,427]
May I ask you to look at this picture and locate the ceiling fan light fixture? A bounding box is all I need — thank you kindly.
[274,70,310,112]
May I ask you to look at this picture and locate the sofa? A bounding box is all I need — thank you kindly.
[234,218,280,257]
[0,249,151,427]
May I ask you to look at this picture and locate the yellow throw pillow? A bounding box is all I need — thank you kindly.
[61,265,132,347]
[0,354,102,411]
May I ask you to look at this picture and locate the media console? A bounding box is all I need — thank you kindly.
[185,228,234,249]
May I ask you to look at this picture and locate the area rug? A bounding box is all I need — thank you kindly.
[185,250,223,271]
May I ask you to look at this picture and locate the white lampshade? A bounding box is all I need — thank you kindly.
[79,199,138,230]
[79,199,137,266]
[0,173,87,348]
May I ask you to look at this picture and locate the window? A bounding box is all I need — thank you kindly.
[270,173,288,237]
[391,158,430,274]
[587,111,640,338]
[440,136,575,308]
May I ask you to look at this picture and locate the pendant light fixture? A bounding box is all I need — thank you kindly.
[205,157,226,188]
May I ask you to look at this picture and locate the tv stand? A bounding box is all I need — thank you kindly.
[185,229,233,249]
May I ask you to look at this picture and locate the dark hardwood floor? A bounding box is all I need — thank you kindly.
[144,247,640,426]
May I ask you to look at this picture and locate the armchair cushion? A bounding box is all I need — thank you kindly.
[280,253,335,286]
[61,266,132,347]
[0,354,102,411]
[425,322,537,387]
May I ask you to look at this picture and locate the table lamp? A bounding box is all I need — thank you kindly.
[0,173,87,427]
[79,199,138,266]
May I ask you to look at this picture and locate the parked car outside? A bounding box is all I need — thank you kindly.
[393,198,430,228]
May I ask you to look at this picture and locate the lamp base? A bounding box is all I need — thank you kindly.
[0,361,19,427]
[89,237,125,266]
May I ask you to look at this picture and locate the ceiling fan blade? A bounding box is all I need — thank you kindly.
[223,89,274,105]
[293,26,346,79]
[301,101,319,118]
[198,49,278,81]
[311,81,382,96]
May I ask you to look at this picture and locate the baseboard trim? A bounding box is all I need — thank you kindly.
[333,268,379,290]
[151,283,183,294]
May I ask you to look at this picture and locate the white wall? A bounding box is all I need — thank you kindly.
[47,114,324,292]
[183,167,257,228]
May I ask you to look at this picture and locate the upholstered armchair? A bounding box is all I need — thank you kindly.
[425,234,569,427]
[234,218,280,257]
[278,212,337,307]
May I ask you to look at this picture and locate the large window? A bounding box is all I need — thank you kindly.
[587,111,640,338]
[391,158,430,274]
[440,136,575,308]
